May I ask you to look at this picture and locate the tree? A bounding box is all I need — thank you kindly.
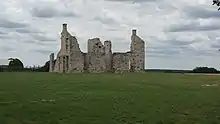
[42,60,50,72]
[8,58,24,71]
[212,0,220,11]
[34,60,50,72]
[192,67,219,73]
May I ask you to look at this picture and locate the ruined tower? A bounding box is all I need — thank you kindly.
[130,29,145,72]
[53,23,84,73]
[53,24,70,73]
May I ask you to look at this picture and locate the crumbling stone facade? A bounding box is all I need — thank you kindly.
[130,30,145,72]
[49,24,145,73]
[49,53,54,72]
[112,52,130,73]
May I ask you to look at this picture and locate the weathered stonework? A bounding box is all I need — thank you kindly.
[104,40,112,72]
[112,52,130,73]
[49,53,54,72]
[130,29,145,72]
[50,24,146,73]
[87,38,106,73]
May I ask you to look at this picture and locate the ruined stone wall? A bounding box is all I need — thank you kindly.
[53,55,69,73]
[104,41,112,72]
[60,24,72,55]
[87,38,106,73]
[53,23,84,73]
[69,36,84,73]
[51,23,146,73]
[53,51,60,72]
[49,53,54,72]
[130,30,145,72]
[53,24,71,73]
[112,52,130,73]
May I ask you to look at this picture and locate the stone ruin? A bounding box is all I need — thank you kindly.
[49,23,145,73]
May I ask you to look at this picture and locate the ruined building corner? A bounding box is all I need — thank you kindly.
[130,29,145,72]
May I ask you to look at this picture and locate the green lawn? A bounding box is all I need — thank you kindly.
[0,72,220,124]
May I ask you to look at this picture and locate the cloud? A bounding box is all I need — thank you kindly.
[0,58,9,65]
[183,5,220,19]
[30,2,79,18]
[0,45,15,52]
[105,0,157,3]
[32,49,55,54]
[15,28,42,34]
[0,19,28,29]
[166,19,220,32]
[29,33,57,42]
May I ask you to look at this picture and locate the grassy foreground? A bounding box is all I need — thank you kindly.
[0,72,220,124]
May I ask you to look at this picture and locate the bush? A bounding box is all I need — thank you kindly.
[192,67,219,73]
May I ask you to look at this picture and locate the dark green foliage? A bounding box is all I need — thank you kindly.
[0,59,50,72]
[192,67,219,73]
[8,58,24,71]
[34,61,49,72]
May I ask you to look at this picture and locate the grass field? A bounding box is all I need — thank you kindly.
[0,72,220,124]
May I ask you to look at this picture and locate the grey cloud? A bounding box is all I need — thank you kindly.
[30,6,79,18]
[0,45,15,52]
[210,40,220,49]
[0,59,8,65]
[211,44,220,49]
[183,6,220,19]
[107,28,119,31]
[93,16,118,25]
[23,40,45,45]
[147,45,182,54]
[32,49,54,54]
[161,39,193,46]
[190,50,219,57]
[166,23,220,32]
[0,35,10,39]
[0,31,6,34]
[145,38,202,58]
[105,0,158,3]
[0,19,28,29]
[147,50,181,58]
[147,45,218,58]
[30,34,57,42]
[149,36,195,47]
[15,28,42,34]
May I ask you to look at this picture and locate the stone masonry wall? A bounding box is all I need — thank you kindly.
[53,51,61,72]
[50,23,145,73]
[130,29,145,72]
[69,36,84,73]
[49,53,54,72]
[87,38,106,73]
[53,24,84,73]
[112,52,130,73]
[104,40,112,72]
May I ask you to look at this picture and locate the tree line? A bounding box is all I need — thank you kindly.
[0,58,49,72]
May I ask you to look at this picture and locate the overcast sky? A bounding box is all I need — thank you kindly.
[0,0,220,70]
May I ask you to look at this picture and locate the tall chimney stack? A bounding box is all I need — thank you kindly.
[63,23,67,31]
[132,29,136,35]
